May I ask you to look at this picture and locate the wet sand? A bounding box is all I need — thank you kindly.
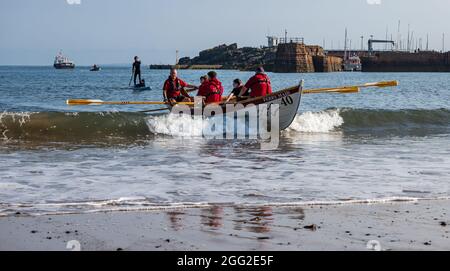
[0,200,449,251]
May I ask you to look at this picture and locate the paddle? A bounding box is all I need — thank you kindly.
[66,99,194,106]
[128,70,134,86]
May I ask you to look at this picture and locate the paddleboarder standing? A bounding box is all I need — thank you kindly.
[131,56,142,86]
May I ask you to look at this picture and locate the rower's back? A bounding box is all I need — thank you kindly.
[245,68,272,98]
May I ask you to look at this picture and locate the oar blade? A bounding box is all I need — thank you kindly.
[66,99,104,105]
[304,87,359,94]
[362,80,399,88]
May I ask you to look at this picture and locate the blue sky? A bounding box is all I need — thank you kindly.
[1,0,449,65]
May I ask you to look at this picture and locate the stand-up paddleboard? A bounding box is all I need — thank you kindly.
[131,78,151,91]
[131,85,152,91]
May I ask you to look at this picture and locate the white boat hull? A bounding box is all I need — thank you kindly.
[169,83,303,131]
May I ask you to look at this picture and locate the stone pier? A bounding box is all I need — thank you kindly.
[273,43,342,73]
[171,43,343,73]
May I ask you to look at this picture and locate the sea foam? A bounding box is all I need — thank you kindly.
[287,109,344,133]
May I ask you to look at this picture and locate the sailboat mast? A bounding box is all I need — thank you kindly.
[344,28,348,60]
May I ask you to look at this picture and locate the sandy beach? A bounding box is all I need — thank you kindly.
[0,199,448,251]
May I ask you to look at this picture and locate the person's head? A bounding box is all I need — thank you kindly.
[134,56,139,61]
[255,66,265,74]
[170,68,178,79]
[207,71,217,79]
[233,79,242,88]
[200,76,208,84]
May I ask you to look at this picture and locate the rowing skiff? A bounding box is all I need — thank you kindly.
[169,81,303,131]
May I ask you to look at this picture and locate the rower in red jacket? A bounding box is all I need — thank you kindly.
[163,68,197,104]
[197,75,209,97]
[238,67,272,98]
[202,71,224,104]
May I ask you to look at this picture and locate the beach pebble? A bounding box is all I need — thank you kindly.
[304,224,317,231]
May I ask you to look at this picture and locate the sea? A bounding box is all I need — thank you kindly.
[0,66,449,216]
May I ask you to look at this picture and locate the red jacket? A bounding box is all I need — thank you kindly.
[197,81,209,97]
[204,78,224,103]
[245,73,272,97]
[163,77,188,98]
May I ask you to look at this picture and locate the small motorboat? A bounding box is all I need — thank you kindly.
[90,65,101,71]
[343,55,362,72]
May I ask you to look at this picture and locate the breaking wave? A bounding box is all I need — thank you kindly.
[287,109,344,133]
[1,108,449,143]
[0,111,151,143]
[287,108,450,135]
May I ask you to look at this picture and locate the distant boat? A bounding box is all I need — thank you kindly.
[342,28,362,72]
[90,64,101,71]
[343,55,362,72]
[54,51,75,69]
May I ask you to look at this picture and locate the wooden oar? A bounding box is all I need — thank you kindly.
[67,81,395,107]
[66,99,193,106]
[303,87,359,94]
[302,80,398,94]
[139,108,170,113]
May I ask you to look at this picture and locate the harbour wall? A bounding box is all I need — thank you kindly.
[361,51,450,72]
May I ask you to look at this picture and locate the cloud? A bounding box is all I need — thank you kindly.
[66,0,81,5]
[367,0,381,5]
